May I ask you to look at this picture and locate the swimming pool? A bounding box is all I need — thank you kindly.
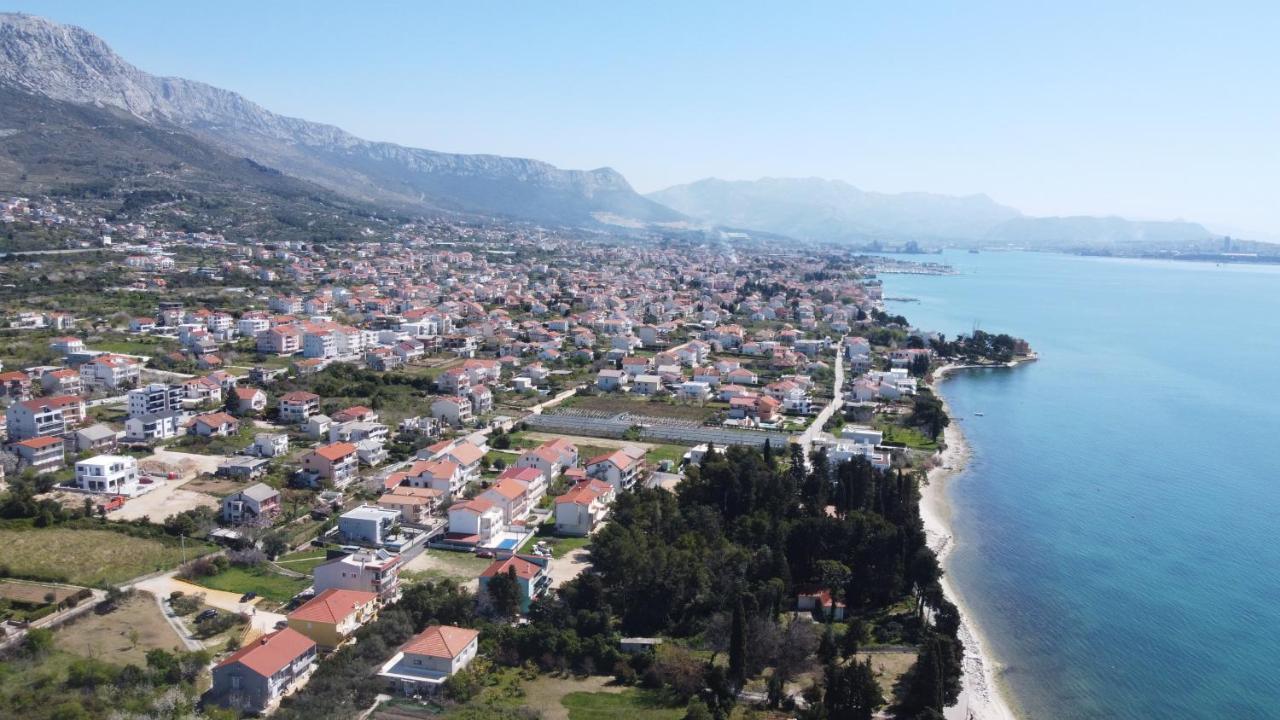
[496,539,518,550]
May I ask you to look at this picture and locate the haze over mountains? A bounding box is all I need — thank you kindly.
[649,177,1216,248]
[0,12,1230,249]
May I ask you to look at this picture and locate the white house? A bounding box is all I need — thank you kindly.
[446,499,503,546]
[378,625,480,695]
[75,455,140,496]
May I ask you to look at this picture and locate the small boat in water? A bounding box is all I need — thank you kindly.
[973,411,984,416]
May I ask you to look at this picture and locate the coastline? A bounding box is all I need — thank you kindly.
[919,360,1034,720]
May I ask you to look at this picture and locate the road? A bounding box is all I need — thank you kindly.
[133,573,288,634]
[797,339,846,453]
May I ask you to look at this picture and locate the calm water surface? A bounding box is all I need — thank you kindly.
[882,251,1280,719]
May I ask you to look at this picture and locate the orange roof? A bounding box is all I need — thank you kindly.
[216,627,315,676]
[192,412,237,426]
[401,625,479,660]
[445,442,484,466]
[483,478,526,501]
[280,391,320,402]
[288,588,377,625]
[312,442,357,461]
[480,555,544,580]
[450,498,495,514]
[16,435,63,449]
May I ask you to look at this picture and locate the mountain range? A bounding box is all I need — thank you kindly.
[0,12,1227,249]
[648,177,1216,248]
[0,12,680,228]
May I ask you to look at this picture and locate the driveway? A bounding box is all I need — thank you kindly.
[133,574,287,634]
[548,547,592,589]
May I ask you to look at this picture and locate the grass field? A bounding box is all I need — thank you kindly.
[274,548,329,575]
[89,339,175,356]
[54,592,185,665]
[564,395,719,422]
[192,564,311,604]
[0,527,210,587]
[874,420,939,451]
[643,443,690,468]
[561,689,684,720]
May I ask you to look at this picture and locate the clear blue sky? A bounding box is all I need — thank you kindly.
[7,1,1279,237]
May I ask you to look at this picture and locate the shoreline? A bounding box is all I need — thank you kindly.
[919,359,1034,720]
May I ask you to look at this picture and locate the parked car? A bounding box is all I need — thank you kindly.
[476,549,495,559]
[239,591,257,602]
[196,609,218,622]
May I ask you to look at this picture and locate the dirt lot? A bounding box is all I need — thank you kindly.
[548,547,592,590]
[521,675,625,720]
[0,579,81,605]
[138,448,227,479]
[181,475,246,497]
[54,592,186,665]
[401,549,490,591]
[857,648,918,696]
[110,478,219,521]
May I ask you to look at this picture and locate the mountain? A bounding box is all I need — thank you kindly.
[648,177,1022,243]
[0,13,681,227]
[649,176,1220,249]
[983,215,1213,248]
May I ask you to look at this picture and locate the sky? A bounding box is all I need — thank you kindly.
[6,1,1279,237]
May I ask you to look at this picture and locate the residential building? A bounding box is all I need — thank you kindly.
[40,368,82,396]
[75,454,139,495]
[78,354,141,389]
[12,436,65,472]
[377,486,442,524]
[7,395,85,441]
[208,628,317,714]
[287,588,380,650]
[252,432,290,458]
[124,411,184,443]
[478,477,531,524]
[222,483,282,525]
[430,396,473,427]
[73,423,118,453]
[378,625,480,695]
[128,383,185,418]
[231,386,268,415]
[313,549,402,602]
[479,555,551,613]
[585,448,644,492]
[279,391,320,423]
[301,442,359,485]
[189,412,239,437]
[338,505,402,547]
[554,479,616,536]
[446,499,503,546]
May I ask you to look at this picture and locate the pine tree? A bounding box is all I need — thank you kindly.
[728,596,747,685]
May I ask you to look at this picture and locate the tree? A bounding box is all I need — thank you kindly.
[261,531,289,559]
[823,659,883,720]
[728,596,747,686]
[486,567,521,618]
[683,698,713,720]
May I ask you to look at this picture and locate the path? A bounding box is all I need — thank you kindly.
[144,588,206,652]
[548,547,592,589]
[797,339,846,453]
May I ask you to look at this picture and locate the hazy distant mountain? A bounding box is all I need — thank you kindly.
[650,176,1220,249]
[648,177,1022,243]
[984,215,1213,248]
[0,13,681,227]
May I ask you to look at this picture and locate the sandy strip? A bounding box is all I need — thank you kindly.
[920,363,1020,720]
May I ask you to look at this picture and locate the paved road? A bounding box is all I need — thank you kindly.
[797,339,846,454]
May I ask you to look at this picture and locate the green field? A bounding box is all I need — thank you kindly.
[192,564,311,604]
[643,443,690,468]
[273,548,329,575]
[561,689,684,720]
[0,527,212,587]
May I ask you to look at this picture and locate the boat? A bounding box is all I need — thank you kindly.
[973,411,984,416]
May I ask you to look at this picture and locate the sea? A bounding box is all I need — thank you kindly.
[880,250,1280,719]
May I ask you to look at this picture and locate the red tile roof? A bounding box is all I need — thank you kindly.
[312,442,357,461]
[480,555,543,580]
[401,625,479,660]
[216,627,315,677]
[288,588,377,625]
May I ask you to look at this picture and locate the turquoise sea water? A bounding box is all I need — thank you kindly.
[881,251,1280,720]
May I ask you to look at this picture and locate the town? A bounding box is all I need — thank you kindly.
[0,192,1029,720]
